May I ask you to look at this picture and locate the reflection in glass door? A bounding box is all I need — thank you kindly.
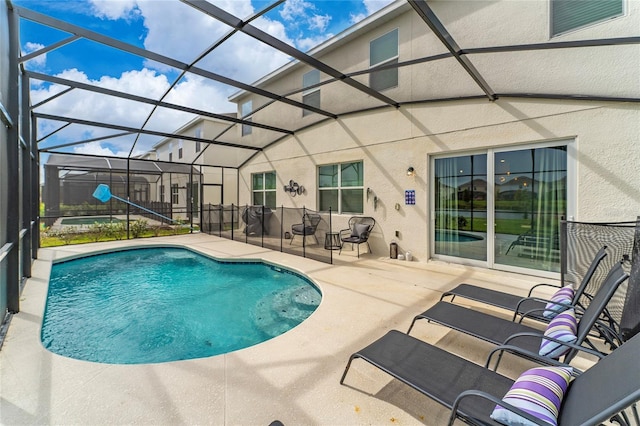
[434,154,487,261]
[494,146,566,272]
[433,145,567,273]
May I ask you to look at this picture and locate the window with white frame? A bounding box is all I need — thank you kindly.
[178,140,183,159]
[551,0,623,36]
[195,128,202,152]
[160,185,165,203]
[171,183,179,204]
[241,100,252,136]
[252,171,276,208]
[302,69,320,117]
[369,28,398,92]
[318,161,364,214]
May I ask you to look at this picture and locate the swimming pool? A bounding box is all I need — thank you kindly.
[435,230,484,243]
[60,216,122,225]
[42,247,321,364]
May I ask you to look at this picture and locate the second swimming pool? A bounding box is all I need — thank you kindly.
[42,247,321,364]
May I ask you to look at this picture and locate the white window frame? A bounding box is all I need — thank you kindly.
[369,28,399,92]
[550,0,624,37]
[195,128,202,152]
[241,100,252,136]
[429,139,575,278]
[252,171,277,208]
[302,69,320,117]
[171,183,179,205]
[318,161,364,214]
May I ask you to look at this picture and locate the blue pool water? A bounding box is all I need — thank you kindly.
[435,230,484,242]
[42,247,321,364]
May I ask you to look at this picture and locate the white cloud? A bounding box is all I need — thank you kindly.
[363,0,395,16]
[89,0,139,20]
[22,42,47,68]
[31,68,216,155]
[296,33,335,52]
[135,0,294,82]
[308,14,331,32]
[73,141,135,157]
[29,0,352,157]
[279,0,314,21]
[350,12,367,25]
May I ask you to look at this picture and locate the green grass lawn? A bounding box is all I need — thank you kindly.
[40,226,197,247]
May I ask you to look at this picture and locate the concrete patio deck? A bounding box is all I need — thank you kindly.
[1,233,565,425]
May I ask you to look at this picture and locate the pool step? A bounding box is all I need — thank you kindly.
[252,285,320,338]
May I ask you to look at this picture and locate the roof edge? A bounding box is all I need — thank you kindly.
[228,0,410,103]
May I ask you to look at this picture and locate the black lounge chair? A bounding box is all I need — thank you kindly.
[290,212,321,245]
[341,329,640,426]
[407,261,629,364]
[339,216,375,258]
[441,246,607,322]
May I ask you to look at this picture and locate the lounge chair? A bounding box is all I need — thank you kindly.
[441,246,607,322]
[339,216,375,258]
[290,212,321,245]
[340,329,640,425]
[407,261,629,364]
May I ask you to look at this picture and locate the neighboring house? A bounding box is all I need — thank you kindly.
[228,0,640,277]
[150,115,241,218]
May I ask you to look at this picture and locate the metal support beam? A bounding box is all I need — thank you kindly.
[408,0,496,101]
[21,71,33,279]
[31,116,40,259]
[127,0,288,158]
[181,0,400,108]
[14,6,336,119]
[27,71,293,135]
[44,132,135,151]
[18,34,81,63]
[463,36,640,55]
[33,112,263,151]
[7,5,20,314]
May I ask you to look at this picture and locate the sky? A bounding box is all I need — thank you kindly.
[15,0,396,158]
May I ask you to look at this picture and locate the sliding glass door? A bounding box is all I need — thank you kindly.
[434,154,487,261]
[433,143,569,273]
[494,146,567,271]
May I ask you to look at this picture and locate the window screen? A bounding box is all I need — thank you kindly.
[551,0,623,36]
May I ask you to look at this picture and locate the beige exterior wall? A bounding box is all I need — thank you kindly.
[240,99,640,263]
[232,0,640,139]
[232,0,639,268]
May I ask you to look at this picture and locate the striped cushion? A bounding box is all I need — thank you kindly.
[539,308,577,359]
[491,366,573,426]
[543,285,574,318]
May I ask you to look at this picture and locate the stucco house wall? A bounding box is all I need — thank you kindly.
[239,98,639,262]
[231,0,640,267]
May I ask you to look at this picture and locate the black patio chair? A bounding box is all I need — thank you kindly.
[341,329,640,426]
[290,212,322,245]
[441,246,608,323]
[407,261,629,366]
[339,216,375,258]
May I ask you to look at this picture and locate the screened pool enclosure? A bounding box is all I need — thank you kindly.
[1,0,639,323]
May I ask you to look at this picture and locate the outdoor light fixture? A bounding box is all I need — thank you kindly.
[406,167,415,177]
[283,179,304,197]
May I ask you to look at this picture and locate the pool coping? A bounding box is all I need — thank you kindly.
[1,233,563,425]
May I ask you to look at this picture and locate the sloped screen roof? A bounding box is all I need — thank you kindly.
[12,0,640,169]
[45,153,199,175]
